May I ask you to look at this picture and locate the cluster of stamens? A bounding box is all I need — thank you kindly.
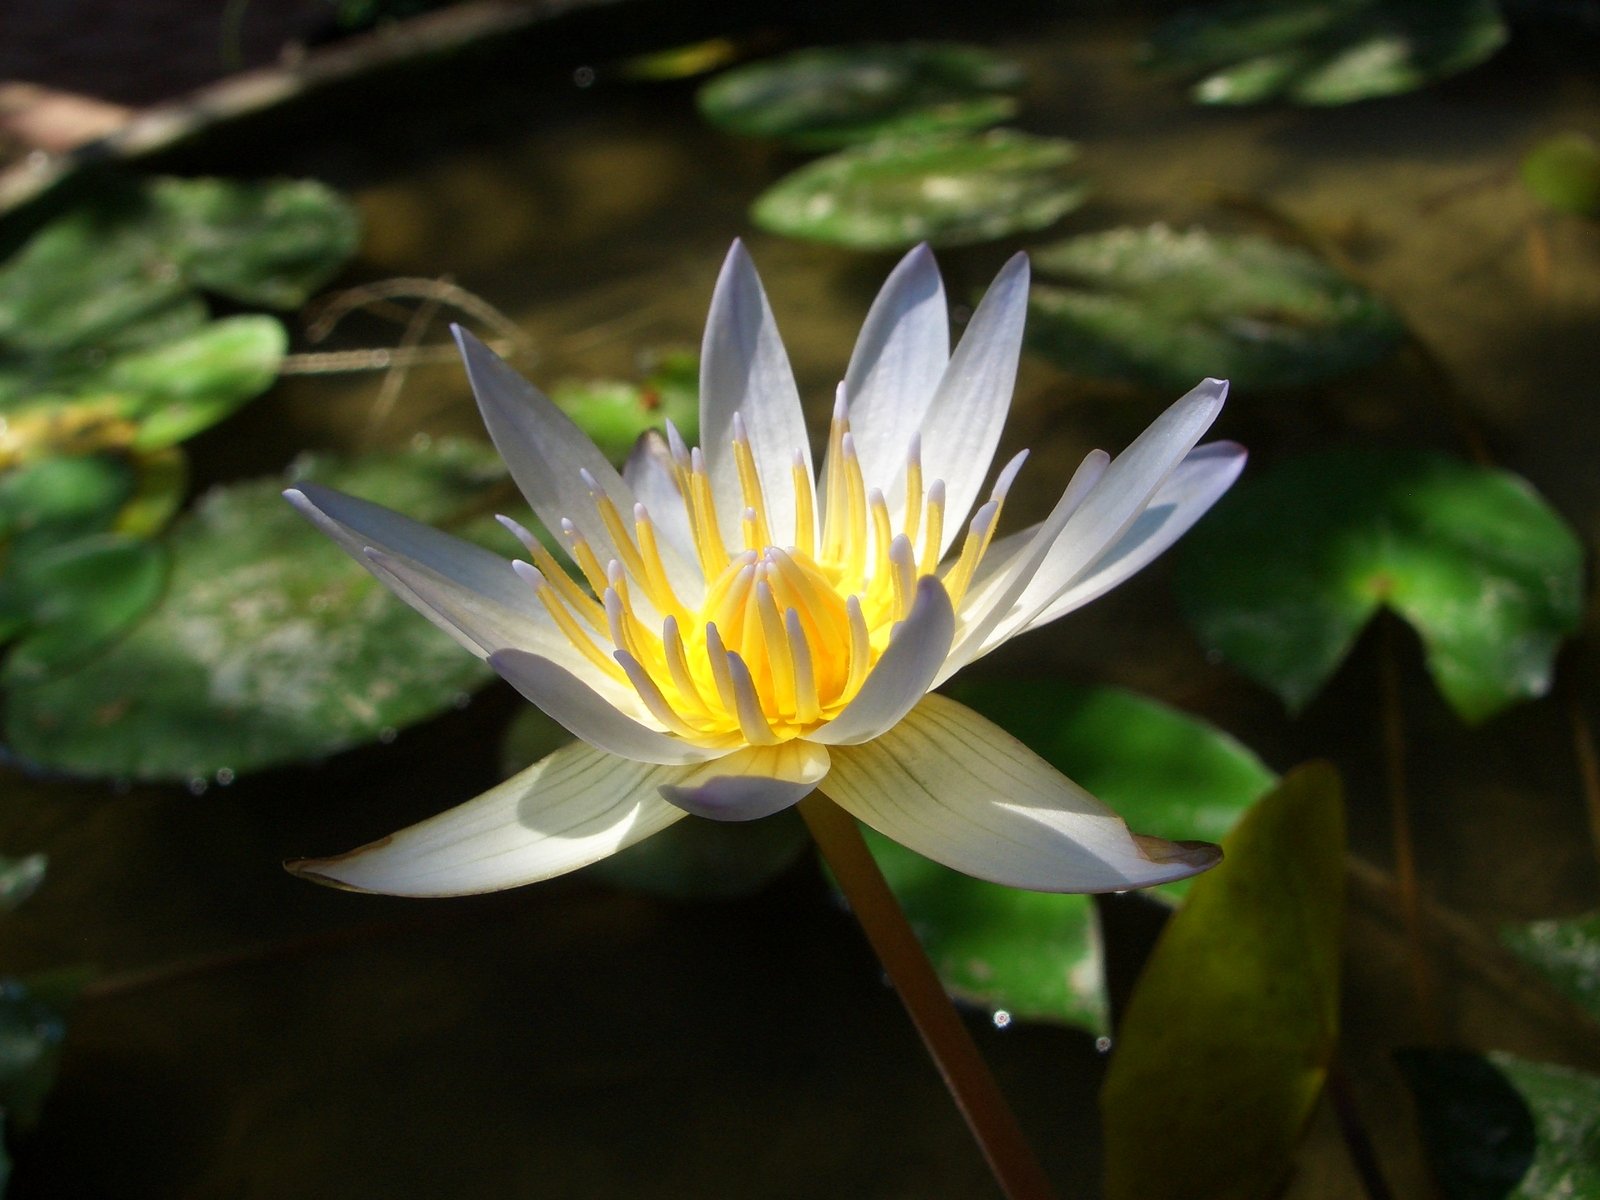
[502,392,1023,746]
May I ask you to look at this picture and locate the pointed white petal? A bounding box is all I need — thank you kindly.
[837,243,948,506]
[489,649,723,766]
[287,485,552,661]
[659,741,830,821]
[623,430,699,575]
[699,241,811,546]
[977,377,1230,653]
[454,328,697,601]
[918,253,1030,556]
[1022,440,1247,631]
[820,695,1222,892]
[810,576,955,746]
[287,740,688,896]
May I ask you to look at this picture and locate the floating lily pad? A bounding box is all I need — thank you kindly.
[550,350,699,465]
[1143,0,1508,106]
[697,43,1026,148]
[855,682,1277,1035]
[1,439,515,782]
[1399,1049,1600,1199]
[1102,763,1345,1200]
[0,534,169,686]
[1175,448,1584,722]
[0,855,45,912]
[1501,912,1600,1025]
[0,454,134,546]
[751,129,1089,250]
[1027,225,1405,391]
[1522,133,1600,219]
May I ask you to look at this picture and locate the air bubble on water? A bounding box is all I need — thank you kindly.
[452,691,472,710]
[1095,1035,1113,1054]
[186,776,209,796]
[1204,648,1223,666]
[992,1010,1012,1030]
[378,726,399,744]
[215,767,236,787]
[573,65,596,88]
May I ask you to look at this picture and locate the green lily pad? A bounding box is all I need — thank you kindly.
[852,683,1276,1036]
[1143,0,1508,106]
[697,43,1026,149]
[751,129,1089,250]
[0,454,134,545]
[148,176,361,310]
[0,534,169,686]
[862,832,1109,1035]
[0,855,45,912]
[1175,448,1584,723]
[1501,912,1600,1025]
[1522,133,1600,219]
[1398,1049,1600,1199]
[1028,225,1404,391]
[550,350,700,465]
[1101,763,1345,1200]
[1,439,515,782]
[114,316,287,449]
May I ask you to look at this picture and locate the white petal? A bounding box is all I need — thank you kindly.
[838,243,948,506]
[1022,440,1247,631]
[810,576,955,746]
[287,485,552,661]
[287,740,688,896]
[623,431,699,575]
[659,741,830,821]
[918,253,1030,556]
[453,328,697,602]
[977,377,1229,653]
[361,548,599,690]
[699,241,812,546]
[819,694,1222,892]
[489,649,723,765]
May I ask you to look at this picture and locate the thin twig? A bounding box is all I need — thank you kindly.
[797,793,1060,1200]
[1379,617,1440,1037]
[363,282,447,442]
[277,341,520,375]
[1325,1060,1396,1200]
[1563,671,1600,898]
[305,276,530,354]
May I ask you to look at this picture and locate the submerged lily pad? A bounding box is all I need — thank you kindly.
[1399,1049,1600,1199]
[1175,448,1584,722]
[1102,763,1345,1200]
[858,682,1277,1035]
[751,129,1089,250]
[550,350,699,465]
[2,439,514,782]
[697,43,1026,148]
[1501,912,1600,1025]
[1027,225,1404,391]
[1522,133,1600,219]
[1143,0,1508,106]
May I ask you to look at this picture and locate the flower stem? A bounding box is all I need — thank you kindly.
[798,792,1061,1200]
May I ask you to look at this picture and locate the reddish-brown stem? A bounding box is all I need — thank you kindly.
[1563,674,1600,896]
[798,792,1060,1200]
[1379,618,1439,1037]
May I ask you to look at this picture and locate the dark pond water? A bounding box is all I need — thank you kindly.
[3,2,1599,1196]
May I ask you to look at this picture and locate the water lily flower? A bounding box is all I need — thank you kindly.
[286,242,1244,898]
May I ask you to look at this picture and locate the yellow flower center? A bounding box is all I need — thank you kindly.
[514,400,1016,746]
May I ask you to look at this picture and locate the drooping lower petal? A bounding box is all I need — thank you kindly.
[286,740,688,896]
[659,740,830,821]
[819,694,1221,892]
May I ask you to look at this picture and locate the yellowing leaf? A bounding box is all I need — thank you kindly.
[1101,762,1345,1200]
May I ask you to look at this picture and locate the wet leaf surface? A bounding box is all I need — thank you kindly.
[751,129,1088,249]
[1,440,513,782]
[1501,912,1600,1025]
[1399,1048,1600,1199]
[1174,448,1584,722]
[1101,763,1345,1200]
[1143,0,1508,106]
[697,43,1025,148]
[1027,225,1404,391]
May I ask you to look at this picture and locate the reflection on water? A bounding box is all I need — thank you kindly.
[3,5,1600,1197]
